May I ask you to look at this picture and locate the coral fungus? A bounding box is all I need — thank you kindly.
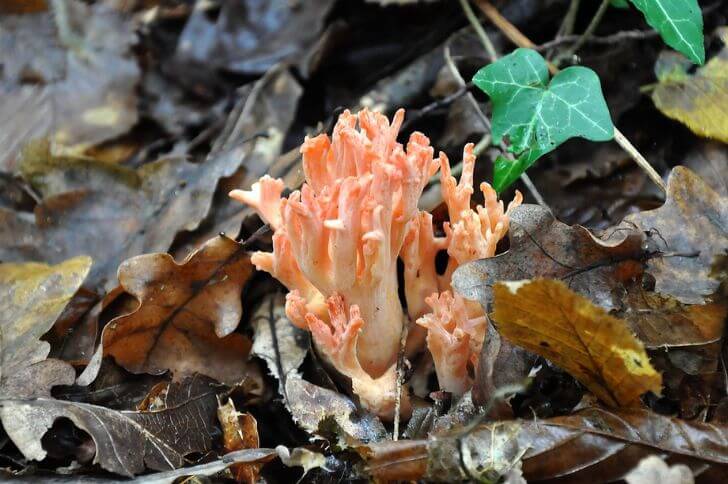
[231,109,521,418]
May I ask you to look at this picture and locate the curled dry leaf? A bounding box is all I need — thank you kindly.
[622,166,728,305]
[218,399,261,484]
[363,407,728,482]
[452,204,645,311]
[102,235,253,384]
[0,256,91,398]
[652,28,728,143]
[250,293,387,443]
[491,279,662,407]
[0,376,220,477]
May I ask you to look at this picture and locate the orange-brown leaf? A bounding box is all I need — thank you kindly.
[491,279,662,407]
[217,399,261,484]
[102,235,253,384]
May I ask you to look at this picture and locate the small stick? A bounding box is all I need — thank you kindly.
[392,321,409,441]
[473,0,666,193]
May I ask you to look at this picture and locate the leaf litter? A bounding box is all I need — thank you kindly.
[0,1,727,482]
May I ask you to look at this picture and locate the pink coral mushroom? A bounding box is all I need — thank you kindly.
[230,109,521,419]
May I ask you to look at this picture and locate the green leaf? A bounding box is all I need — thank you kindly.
[629,0,705,64]
[473,48,614,192]
[611,0,630,8]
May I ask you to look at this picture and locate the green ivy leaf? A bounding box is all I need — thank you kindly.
[473,48,614,193]
[630,0,705,65]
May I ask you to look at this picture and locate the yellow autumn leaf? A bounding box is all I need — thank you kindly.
[652,27,728,143]
[491,279,662,407]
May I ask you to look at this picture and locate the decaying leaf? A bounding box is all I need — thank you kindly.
[0,0,139,171]
[0,376,220,477]
[363,407,728,482]
[619,287,727,348]
[491,279,662,407]
[250,293,387,442]
[652,28,728,143]
[0,256,91,398]
[472,320,537,413]
[101,235,253,384]
[452,204,645,311]
[218,399,261,484]
[623,166,728,305]
[625,455,694,484]
[0,66,301,291]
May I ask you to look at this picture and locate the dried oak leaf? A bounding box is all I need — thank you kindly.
[101,235,253,384]
[622,166,728,305]
[0,256,91,398]
[0,376,220,477]
[452,204,645,311]
[218,399,261,484]
[363,407,728,482]
[619,287,727,349]
[491,279,662,407]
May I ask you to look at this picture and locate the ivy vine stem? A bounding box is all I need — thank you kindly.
[473,0,667,194]
[556,0,611,65]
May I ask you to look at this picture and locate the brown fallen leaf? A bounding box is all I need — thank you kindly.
[218,399,261,484]
[0,376,220,477]
[452,204,645,311]
[622,166,728,305]
[619,288,727,349]
[363,407,728,482]
[490,279,662,407]
[101,235,253,384]
[0,256,91,398]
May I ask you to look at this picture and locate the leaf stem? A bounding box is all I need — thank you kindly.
[473,0,667,194]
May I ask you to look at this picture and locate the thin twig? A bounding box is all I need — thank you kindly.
[458,0,497,62]
[536,29,658,52]
[547,0,580,58]
[400,82,472,132]
[613,129,666,191]
[560,0,581,37]
[473,0,666,193]
[556,0,611,65]
[392,320,409,441]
